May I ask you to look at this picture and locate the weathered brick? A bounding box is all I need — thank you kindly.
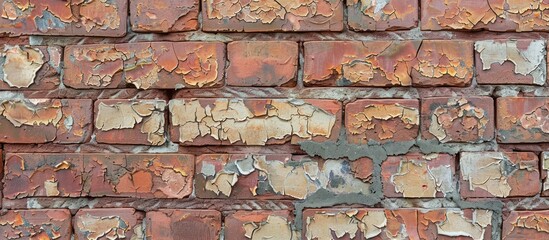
[421,0,549,32]
[502,211,549,239]
[195,154,372,199]
[74,208,144,240]
[302,208,418,239]
[347,0,418,31]
[64,42,225,90]
[226,41,298,87]
[497,97,549,143]
[542,152,549,196]
[169,98,342,145]
[0,45,61,90]
[0,99,93,143]
[475,39,546,85]
[0,209,72,240]
[146,209,221,240]
[418,209,493,240]
[130,0,198,32]
[421,97,495,143]
[346,99,419,144]
[201,0,344,32]
[0,0,127,36]
[382,153,455,198]
[94,99,167,146]
[460,152,540,198]
[225,210,295,240]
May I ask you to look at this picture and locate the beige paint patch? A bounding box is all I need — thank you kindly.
[243,215,296,240]
[305,210,387,240]
[2,45,45,88]
[428,98,489,142]
[349,103,419,140]
[391,160,453,197]
[79,0,121,32]
[437,210,492,240]
[460,152,512,197]
[0,99,63,127]
[204,172,238,197]
[76,214,130,240]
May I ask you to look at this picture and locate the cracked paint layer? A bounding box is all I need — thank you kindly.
[419,209,493,240]
[346,99,419,144]
[0,0,127,36]
[422,97,494,143]
[225,210,297,240]
[503,211,549,239]
[0,209,71,240]
[227,41,298,87]
[497,97,549,143]
[130,0,199,32]
[0,99,92,143]
[460,152,540,198]
[303,208,419,239]
[382,153,455,198]
[475,39,547,85]
[202,0,344,32]
[95,99,167,146]
[146,209,221,240]
[542,152,549,196]
[195,154,372,199]
[347,0,418,31]
[74,208,144,240]
[421,0,549,32]
[64,42,225,90]
[169,98,341,145]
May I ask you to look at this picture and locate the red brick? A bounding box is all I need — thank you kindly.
[421,97,495,143]
[202,0,343,32]
[195,154,372,199]
[460,152,540,198]
[382,153,455,198]
[302,208,418,239]
[347,0,418,31]
[418,209,493,240]
[346,99,419,144]
[146,209,221,240]
[0,0,127,36]
[475,39,546,85]
[94,99,167,146]
[225,210,295,240]
[74,208,144,240]
[502,211,549,239]
[497,97,549,143]
[169,98,342,145]
[130,0,198,32]
[0,209,72,240]
[421,0,549,32]
[0,99,93,143]
[226,41,298,87]
[63,42,225,90]
[0,45,61,90]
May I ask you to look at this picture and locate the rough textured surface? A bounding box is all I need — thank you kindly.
[146,209,221,240]
[225,210,296,240]
[503,211,549,239]
[497,97,549,143]
[130,0,199,32]
[0,45,61,89]
[0,209,72,240]
[73,208,144,240]
[347,0,418,31]
[419,209,493,240]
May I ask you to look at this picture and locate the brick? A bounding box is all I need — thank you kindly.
[542,152,549,196]
[497,97,549,143]
[225,210,295,240]
[226,41,298,87]
[382,153,455,198]
[195,154,372,199]
[202,0,344,32]
[421,97,495,143]
[0,209,72,240]
[74,208,144,240]
[0,0,127,36]
[169,98,342,145]
[302,208,418,239]
[346,99,419,144]
[347,0,418,31]
[146,209,221,240]
[0,99,92,143]
[502,211,549,239]
[0,45,61,90]
[421,0,549,32]
[94,99,167,146]
[130,0,198,32]
[475,39,546,85]
[460,152,540,198]
[418,209,493,240]
[63,42,225,90]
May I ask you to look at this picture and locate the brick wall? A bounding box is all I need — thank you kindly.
[1,0,549,239]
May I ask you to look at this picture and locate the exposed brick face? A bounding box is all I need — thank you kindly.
[497,97,549,143]
[73,208,144,240]
[347,0,418,31]
[130,0,199,32]
[145,209,221,239]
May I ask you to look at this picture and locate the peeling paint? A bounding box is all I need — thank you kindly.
[347,0,418,31]
[131,0,199,32]
[243,215,297,240]
[1,45,44,88]
[0,210,72,240]
[503,211,549,239]
[74,209,143,240]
